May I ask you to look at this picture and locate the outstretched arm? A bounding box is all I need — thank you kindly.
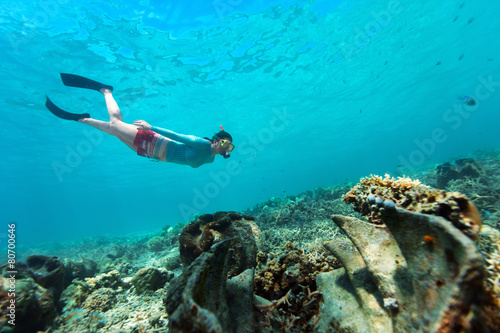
[133,120,199,145]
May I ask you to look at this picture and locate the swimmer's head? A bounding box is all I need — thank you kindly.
[213,126,233,158]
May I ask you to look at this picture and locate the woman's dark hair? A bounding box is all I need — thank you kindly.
[212,130,232,142]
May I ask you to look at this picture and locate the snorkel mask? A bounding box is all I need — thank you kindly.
[220,139,234,158]
[216,125,234,159]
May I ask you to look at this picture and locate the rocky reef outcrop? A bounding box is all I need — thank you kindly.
[344,174,482,240]
[26,255,65,302]
[179,211,261,276]
[167,211,264,332]
[0,257,64,332]
[64,255,98,286]
[436,158,487,188]
[130,266,173,293]
[165,240,257,333]
[317,174,500,332]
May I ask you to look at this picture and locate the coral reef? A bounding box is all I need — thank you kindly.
[26,255,65,302]
[162,250,182,271]
[57,308,105,332]
[146,235,167,252]
[318,206,499,332]
[165,239,256,333]
[0,263,57,332]
[254,241,337,300]
[130,266,173,293]
[436,158,486,188]
[179,211,261,276]
[85,270,125,290]
[82,287,117,312]
[247,184,358,231]
[3,153,499,333]
[56,267,169,332]
[483,228,500,297]
[344,174,482,240]
[253,241,339,331]
[64,256,98,286]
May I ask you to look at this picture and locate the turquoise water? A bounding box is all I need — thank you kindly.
[1,0,499,246]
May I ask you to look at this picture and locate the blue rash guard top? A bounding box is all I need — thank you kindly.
[150,126,215,168]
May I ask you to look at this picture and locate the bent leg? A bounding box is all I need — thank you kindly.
[101,89,123,121]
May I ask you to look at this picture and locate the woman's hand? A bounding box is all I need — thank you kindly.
[133,120,152,131]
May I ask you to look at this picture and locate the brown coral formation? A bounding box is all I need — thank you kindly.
[82,287,117,312]
[254,242,337,300]
[0,263,57,332]
[130,267,173,293]
[343,174,482,240]
[179,211,261,276]
[484,233,500,297]
[254,242,340,331]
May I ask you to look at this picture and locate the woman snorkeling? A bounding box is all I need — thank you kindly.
[45,73,234,168]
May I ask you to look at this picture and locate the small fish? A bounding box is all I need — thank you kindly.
[458,95,476,106]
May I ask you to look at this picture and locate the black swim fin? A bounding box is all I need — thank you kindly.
[45,96,90,121]
[60,73,114,92]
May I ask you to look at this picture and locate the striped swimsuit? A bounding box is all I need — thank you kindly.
[133,126,215,168]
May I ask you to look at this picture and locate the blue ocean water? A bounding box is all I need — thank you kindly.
[0,0,499,246]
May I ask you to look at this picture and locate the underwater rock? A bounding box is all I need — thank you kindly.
[147,235,166,252]
[343,174,482,240]
[64,256,98,286]
[436,162,461,188]
[315,268,372,332]
[0,271,57,332]
[59,279,91,311]
[319,206,498,332]
[82,287,117,312]
[226,268,256,333]
[456,158,486,178]
[480,226,500,298]
[436,158,486,188]
[163,251,182,271]
[322,237,392,332]
[165,239,256,333]
[179,211,261,276]
[26,255,65,302]
[85,270,125,290]
[130,267,173,293]
[105,246,126,260]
